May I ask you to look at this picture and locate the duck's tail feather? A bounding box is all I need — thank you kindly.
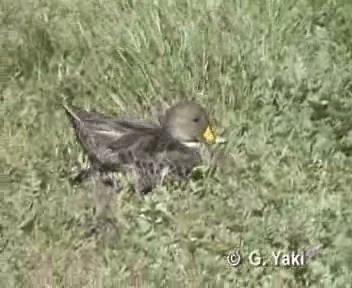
[63,103,82,130]
[62,104,92,153]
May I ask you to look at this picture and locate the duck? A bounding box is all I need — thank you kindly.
[64,101,224,195]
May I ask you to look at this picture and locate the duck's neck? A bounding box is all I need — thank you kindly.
[182,141,202,149]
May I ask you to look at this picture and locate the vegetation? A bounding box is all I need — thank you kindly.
[2,0,352,286]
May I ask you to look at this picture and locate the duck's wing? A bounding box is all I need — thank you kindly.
[63,105,159,158]
[105,132,200,164]
[91,131,163,169]
[98,133,202,194]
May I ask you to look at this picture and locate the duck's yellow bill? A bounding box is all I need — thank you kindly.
[203,125,217,144]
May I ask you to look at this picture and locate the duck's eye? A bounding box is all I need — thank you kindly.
[193,117,199,122]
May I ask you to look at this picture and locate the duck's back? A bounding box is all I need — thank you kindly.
[64,105,160,159]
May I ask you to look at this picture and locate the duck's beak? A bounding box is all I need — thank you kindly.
[202,125,227,144]
[202,125,217,144]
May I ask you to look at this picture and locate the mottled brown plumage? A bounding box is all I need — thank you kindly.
[64,101,219,194]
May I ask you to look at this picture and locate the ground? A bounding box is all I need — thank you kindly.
[2,0,352,287]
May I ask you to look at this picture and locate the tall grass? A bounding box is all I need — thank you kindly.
[2,0,352,286]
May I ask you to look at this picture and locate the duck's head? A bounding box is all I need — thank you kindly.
[161,101,222,145]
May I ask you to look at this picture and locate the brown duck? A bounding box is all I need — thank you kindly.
[64,101,223,194]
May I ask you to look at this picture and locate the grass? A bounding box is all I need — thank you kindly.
[2,0,352,286]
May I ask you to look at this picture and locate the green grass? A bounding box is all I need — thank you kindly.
[2,0,352,286]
